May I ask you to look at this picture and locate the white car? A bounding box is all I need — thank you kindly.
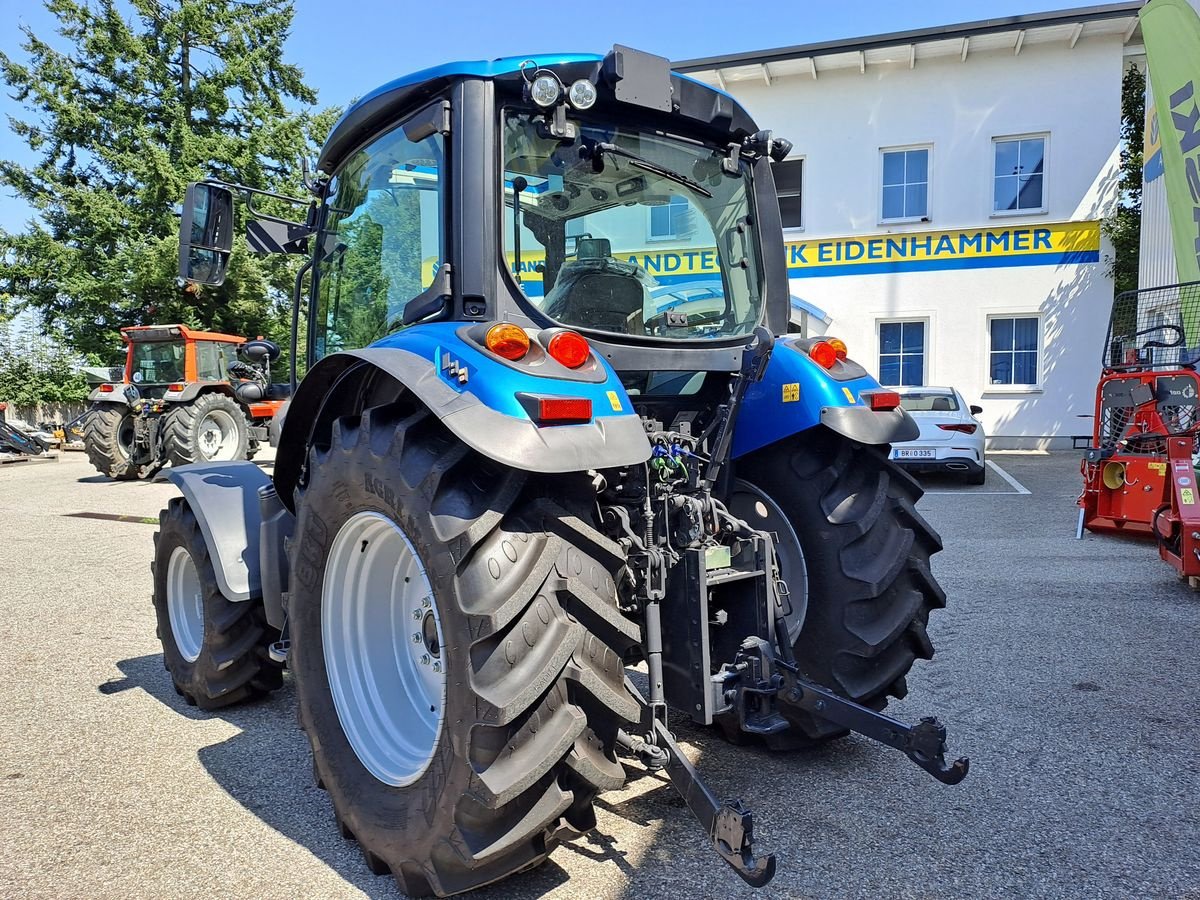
[889,387,987,484]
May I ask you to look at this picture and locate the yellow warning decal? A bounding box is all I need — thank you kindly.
[842,387,856,404]
[1149,462,1168,475]
[782,383,800,402]
[1183,488,1195,506]
[606,390,622,412]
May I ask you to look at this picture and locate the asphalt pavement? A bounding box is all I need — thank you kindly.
[0,450,1197,899]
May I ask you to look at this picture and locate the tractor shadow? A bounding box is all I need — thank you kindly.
[99,653,575,899]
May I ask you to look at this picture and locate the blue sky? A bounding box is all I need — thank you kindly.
[0,0,1073,232]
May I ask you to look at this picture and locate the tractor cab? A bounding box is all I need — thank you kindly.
[119,324,241,398]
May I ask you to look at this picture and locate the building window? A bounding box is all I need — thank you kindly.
[881,147,929,221]
[989,316,1040,385]
[773,158,803,228]
[878,320,925,386]
[993,135,1046,213]
[649,195,690,239]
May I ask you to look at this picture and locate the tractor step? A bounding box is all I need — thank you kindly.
[269,639,290,663]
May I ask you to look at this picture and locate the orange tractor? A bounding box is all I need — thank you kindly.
[82,324,290,479]
[1079,281,1200,579]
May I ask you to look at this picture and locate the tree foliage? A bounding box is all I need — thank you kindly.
[0,315,92,407]
[0,0,339,359]
[1102,63,1145,297]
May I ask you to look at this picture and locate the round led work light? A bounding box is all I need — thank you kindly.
[568,79,597,110]
[529,74,562,108]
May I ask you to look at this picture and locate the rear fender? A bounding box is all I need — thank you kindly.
[161,382,237,404]
[732,337,917,457]
[273,322,651,511]
[166,462,271,603]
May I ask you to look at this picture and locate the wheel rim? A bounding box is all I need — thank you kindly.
[728,479,808,641]
[322,511,446,787]
[166,546,205,662]
[116,414,136,461]
[196,408,239,460]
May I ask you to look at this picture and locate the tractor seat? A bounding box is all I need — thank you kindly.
[240,339,281,364]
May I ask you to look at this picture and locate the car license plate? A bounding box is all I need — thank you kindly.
[894,448,936,459]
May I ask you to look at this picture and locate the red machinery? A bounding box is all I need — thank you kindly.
[1079,281,1200,579]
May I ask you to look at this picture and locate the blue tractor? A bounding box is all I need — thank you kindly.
[153,47,966,896]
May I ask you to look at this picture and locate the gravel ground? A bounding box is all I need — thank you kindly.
[1,450,1198,899]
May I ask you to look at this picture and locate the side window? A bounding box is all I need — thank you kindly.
[993,135,1046,214]
[881,147,929,221]
[989,316,1040,385]
[772,158,804,228]
[194,342,227,381]
[313,111,445,361]
[878,320,926,386]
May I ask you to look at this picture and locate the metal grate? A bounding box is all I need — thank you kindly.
[1104,280,1200,371]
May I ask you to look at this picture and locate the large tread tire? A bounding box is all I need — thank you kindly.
[151,496,284,709]
[289,400,640,898]
[162,392,250,467]
[82,405,142,480]
[737,428,945,746]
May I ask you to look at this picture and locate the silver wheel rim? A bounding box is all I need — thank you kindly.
[322,511,446,787]
[166,546,205,662]
[197,408,239,460]
[728,479,808,641]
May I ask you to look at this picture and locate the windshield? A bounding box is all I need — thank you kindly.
[501,110,763,341]
[899,391,960,412]
[130,341,185,385]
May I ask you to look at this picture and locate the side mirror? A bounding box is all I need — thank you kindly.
[970,404,983,416]
[178,182,234,286]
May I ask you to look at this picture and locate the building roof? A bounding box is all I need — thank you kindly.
[673,2,1143,87]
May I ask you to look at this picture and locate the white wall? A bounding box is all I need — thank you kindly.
[715,37,1124,446]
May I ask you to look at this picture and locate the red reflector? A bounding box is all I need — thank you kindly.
[546,331,591,369]
[808,341,838,369]
[938,423,978,435]
[537,397,592,424]
[863,390,901,411]
[168,383,186,392]
[98,383,114,393]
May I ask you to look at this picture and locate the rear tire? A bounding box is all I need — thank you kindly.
[82,405,141,480]
[734,428,945,746]
[163,392,250,466]
[151,497,284,709]
[968,464,987,485]
[289,400,640,897]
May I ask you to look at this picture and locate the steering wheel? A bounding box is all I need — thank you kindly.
[1135,323,1186,349]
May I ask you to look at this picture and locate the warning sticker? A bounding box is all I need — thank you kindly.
[606,390,622,412]
[782,383,800,402]
[1183,488,1195,506]
[1149,462,1167,475]
[842,387,856,404]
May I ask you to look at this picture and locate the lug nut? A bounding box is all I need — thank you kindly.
[412,633,422,644]
[420,654,431,666]
[432,661,441,673]
[412,609,423,620]
[422,596,432,609]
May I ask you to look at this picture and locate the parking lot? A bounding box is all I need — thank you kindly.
[1,450,1198,899]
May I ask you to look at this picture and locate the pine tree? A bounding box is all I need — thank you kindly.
[0,0,338,358]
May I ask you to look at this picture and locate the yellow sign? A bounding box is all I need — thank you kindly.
[606,390,622,412]
[1183,488,1195,506]
[842,387,856,404]
[782,383,799,402]
[1149,462,1168,475]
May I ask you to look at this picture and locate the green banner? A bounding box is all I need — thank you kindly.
[1142,0,1200,288]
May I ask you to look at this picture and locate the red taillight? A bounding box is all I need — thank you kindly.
[862,389,901,411]
[485,323,530,361]
[808,341,838,369]
[168,383,186,392]
[938,423,978,434]
[98,383,114,393]
[536,397,592,424]
[546,331,591,369]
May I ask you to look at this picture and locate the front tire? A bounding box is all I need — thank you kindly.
[82,405,141,480]
[163,392,250,466]
[733,428,945,745]
[151,497,284,709]
[289,400,640,897]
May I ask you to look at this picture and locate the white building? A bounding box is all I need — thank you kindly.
[675,3,1145,448]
